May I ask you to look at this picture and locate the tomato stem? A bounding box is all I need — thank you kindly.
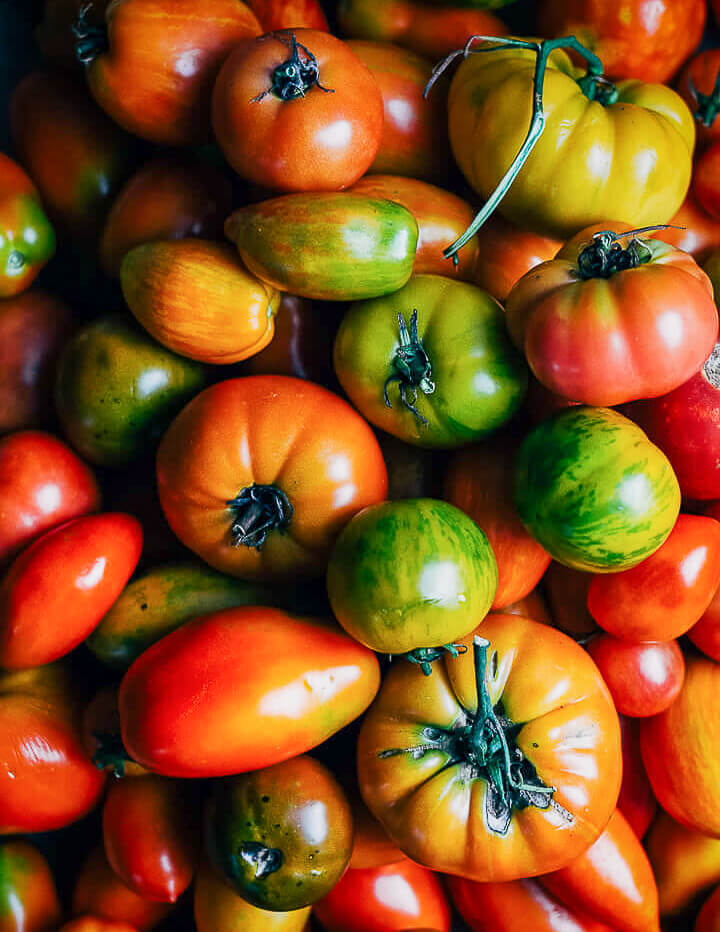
[239,841,284,879]
[576,226,675,279]
[226,484,293,550]
[252,32,335,103]
[404,642,468,676]
[383,309,435,426]
[91,730,134,778]
[6,251,24,272]
[690,65,720,129]
[73,2,108,65]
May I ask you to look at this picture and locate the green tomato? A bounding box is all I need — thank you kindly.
[334,274,527,447]
[327,498,498,655]
[514,407,681,572]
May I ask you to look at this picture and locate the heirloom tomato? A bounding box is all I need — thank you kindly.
[156,376,387,580]
[679,50,720,149]
[119,606,380,777]
[245,0,328,31]
[514,407,681,573]
[0,841,61,932]
[473,215,561,304]
[0,153,55,298]
[695,143,720,220]
[349,795,406,870]
[617,717,656,839]
[662,192,720,263]
[505,224,717,407]
[445,437,551,609]
[78,0,261,145]
[641,654,720,837]
[357,615,621,881]
[212,29,383,192]
[0,429,99,565]
[698,887,720,932]
[543,563,597,637]
[647,811,720,916]
[327,498,497,655]
[59,922,139,932]
[225,194,418,301]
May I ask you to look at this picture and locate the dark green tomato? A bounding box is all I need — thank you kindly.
[334,274,527,447]
[55,313,205,466]
[327,498,498,654]
[514,406,681,572]
[224,194,418,301]
[205,755,353,912]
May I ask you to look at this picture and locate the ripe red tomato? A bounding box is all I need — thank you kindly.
[473,215,562,304]
[245,0,328,30]
[617,717,656,839]
[313,860,451,932]
[0,840,62,932]
[688,522,720,662]
[212,29,383,192]
[587,514,720,641]
[647,811,720,917]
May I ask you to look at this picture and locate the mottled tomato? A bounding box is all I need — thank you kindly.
[314,860,451,932]
[543,563,597,637]
[445,437,551,609]
[0,841,61,932]
[662,193,720,263]
[0,429,99,565]
[119,606,380,777]
[647,811,720,917]
[473,215,562,304]
[617,717,656,839]
[245,0,328,30]
[156,376,387,580]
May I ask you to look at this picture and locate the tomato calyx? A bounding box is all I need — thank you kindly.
[576,228,662,279]
[5,250,25,274]
[383,309,435,425]
[252,32,335,103]
[703,343,720,388]
[73,2,108,65]
[689,66,720,128]
[226,483,293,550]
[92,730,134,778]
[403,643,468,676]
[576,73,619,106]
[238,841,284,880]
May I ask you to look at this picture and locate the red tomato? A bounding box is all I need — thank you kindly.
[103,774,194,903]
[678,50,720,149]
[698,886,720,932]
[245,0,328,30]
[444,437,551,609]
[349,795,406,871]
[617,717,656,839]
[473,215,562,304]
[212,29,383,192]
[59,921,139,932]
[119,606,380,777]
[662,193,720,263]
[586,635,685,718]
[543,562,598,637]
[313,860,451,932]
[697,143,720,220]
[647,811,720,916]
[0,840,62,932]
[689,537,720,661]
[587,514,720,641]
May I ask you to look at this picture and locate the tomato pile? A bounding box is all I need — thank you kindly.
[4,1,720,931]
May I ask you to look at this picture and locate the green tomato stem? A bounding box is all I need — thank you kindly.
[226,484,293,550]
[690,65,720,128]
[73,2,108,65]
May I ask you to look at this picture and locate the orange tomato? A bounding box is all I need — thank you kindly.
[492,589,552,624]
[617,717,656,839]
[698,886,720,932]
[689,580,720,662]
[473,215,562,304]
[0,840,61,932]
[245,0,328,30]
[646,811,720,916]
[349,794,407,871]
[0,153,55,298]
[662,192,720,263]
[58,921,139,932]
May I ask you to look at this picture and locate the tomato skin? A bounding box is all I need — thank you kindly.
[0,430,100,565]
[641,654,720,837]
[245,0,328,30]
[678,50,720,149]
[103,774,194,903]
[689,538,720,661]
[587,514,720,641]
[0,840,62,932]
[313,860,451,932]
[445,437,551,609]
[493,589,552,625]
[349,795,406,871]
[85,0,261,145]
[662,193,720,263]
[698,886,720,932]
[617,717,656,839]
[543,563,597,637]
[473,215,561,304]
[647,811,720,916]
[358,614,621,882]
[156,376,388,580]
[119,606,381,777]
[59,921,139,932]
[695,144,720,220]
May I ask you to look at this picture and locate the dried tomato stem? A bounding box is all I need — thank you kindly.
[226,484,293,550]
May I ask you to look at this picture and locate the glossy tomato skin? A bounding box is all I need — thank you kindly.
[358,614,622,882]
[543,563,597,637]
[0,840,61,932]
[689,533,720,661]
[473,215,561,304]
[156,376,388,580]
[84,0,261,145]
[515,407,681,573]
[245,0,328,30]
[587,514,720,641]
[349,795,406,871]
[662,192,720,263]
[647,811,720,916]
[695,143,720,220]
[445,437,551,609]
[314,860,451,932]
[119,606,381,777]
[617,717,656,839]
[0,430,100,565]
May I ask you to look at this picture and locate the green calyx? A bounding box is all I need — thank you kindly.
[577,73,619,106]
[403,643,468,676]
[73,2,108,65]
[238,842,284,880]
[383,309,435,425]
[576,227,668,279]
[92,730,134,778]
[689,66,720,128]
[252,32,335,103]
[226,483,293,550]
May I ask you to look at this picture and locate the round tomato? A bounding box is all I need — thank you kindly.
[156,376,387,580]
[647,811,720,917]
[678,50,720,149]
[473,215,561,304]
[245,0,328,31]
[0,840,61,932]
[695,143,720,220]
[617,717,656,839]
[334,275,527,447]
[119,606,380,777]
[357,614,622,881]
[514,407,681,573]
[543,563,597,637]
[662,192,720,263]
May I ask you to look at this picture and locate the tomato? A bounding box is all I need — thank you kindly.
[225,194,418,301]
[0,429,99,565]
[539,0,705,84]
[59,921,139,932]
[314,860,451,932]
[83,686,147,778]
[213,29,383,192]
[494,589,552,625]
[350,175,478,281]
[103,774,194,903]
[678,50,720,150]
[334,275,527,447]
[349,795,406,871]
[0,152,55,298]
[698,887,720,932]
[79,0,261,145]
[358,614,621,881]
[445,437,551,609]
[473,215,562,304]
[588,636,685,717]
[689,532,720,662]
[55,314,205,467]
[647,811,720,917]
[245,0,328,30]
[505,223,717,407]
[515,407,681,573]
[99,157,232,277]
[72,848,172,932]
[119,606,381,777]
[447,43,694,239]
[338,0,505,61]
[194,862,311,932]
[156,376,387,580]
[695,143,720,220]
[641,654,720,836]
[662,192,720,263]
[205,755,353,910]
[0,841,61,932]
[0,664,105,833]
[617,717,656,839]
[346,41,449,182]
[10,70,134,239]
[121,240,279,364]
[327,498,497,654]
[524,376,580,425]
[0,291,73,434]
[543,563,597,637]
